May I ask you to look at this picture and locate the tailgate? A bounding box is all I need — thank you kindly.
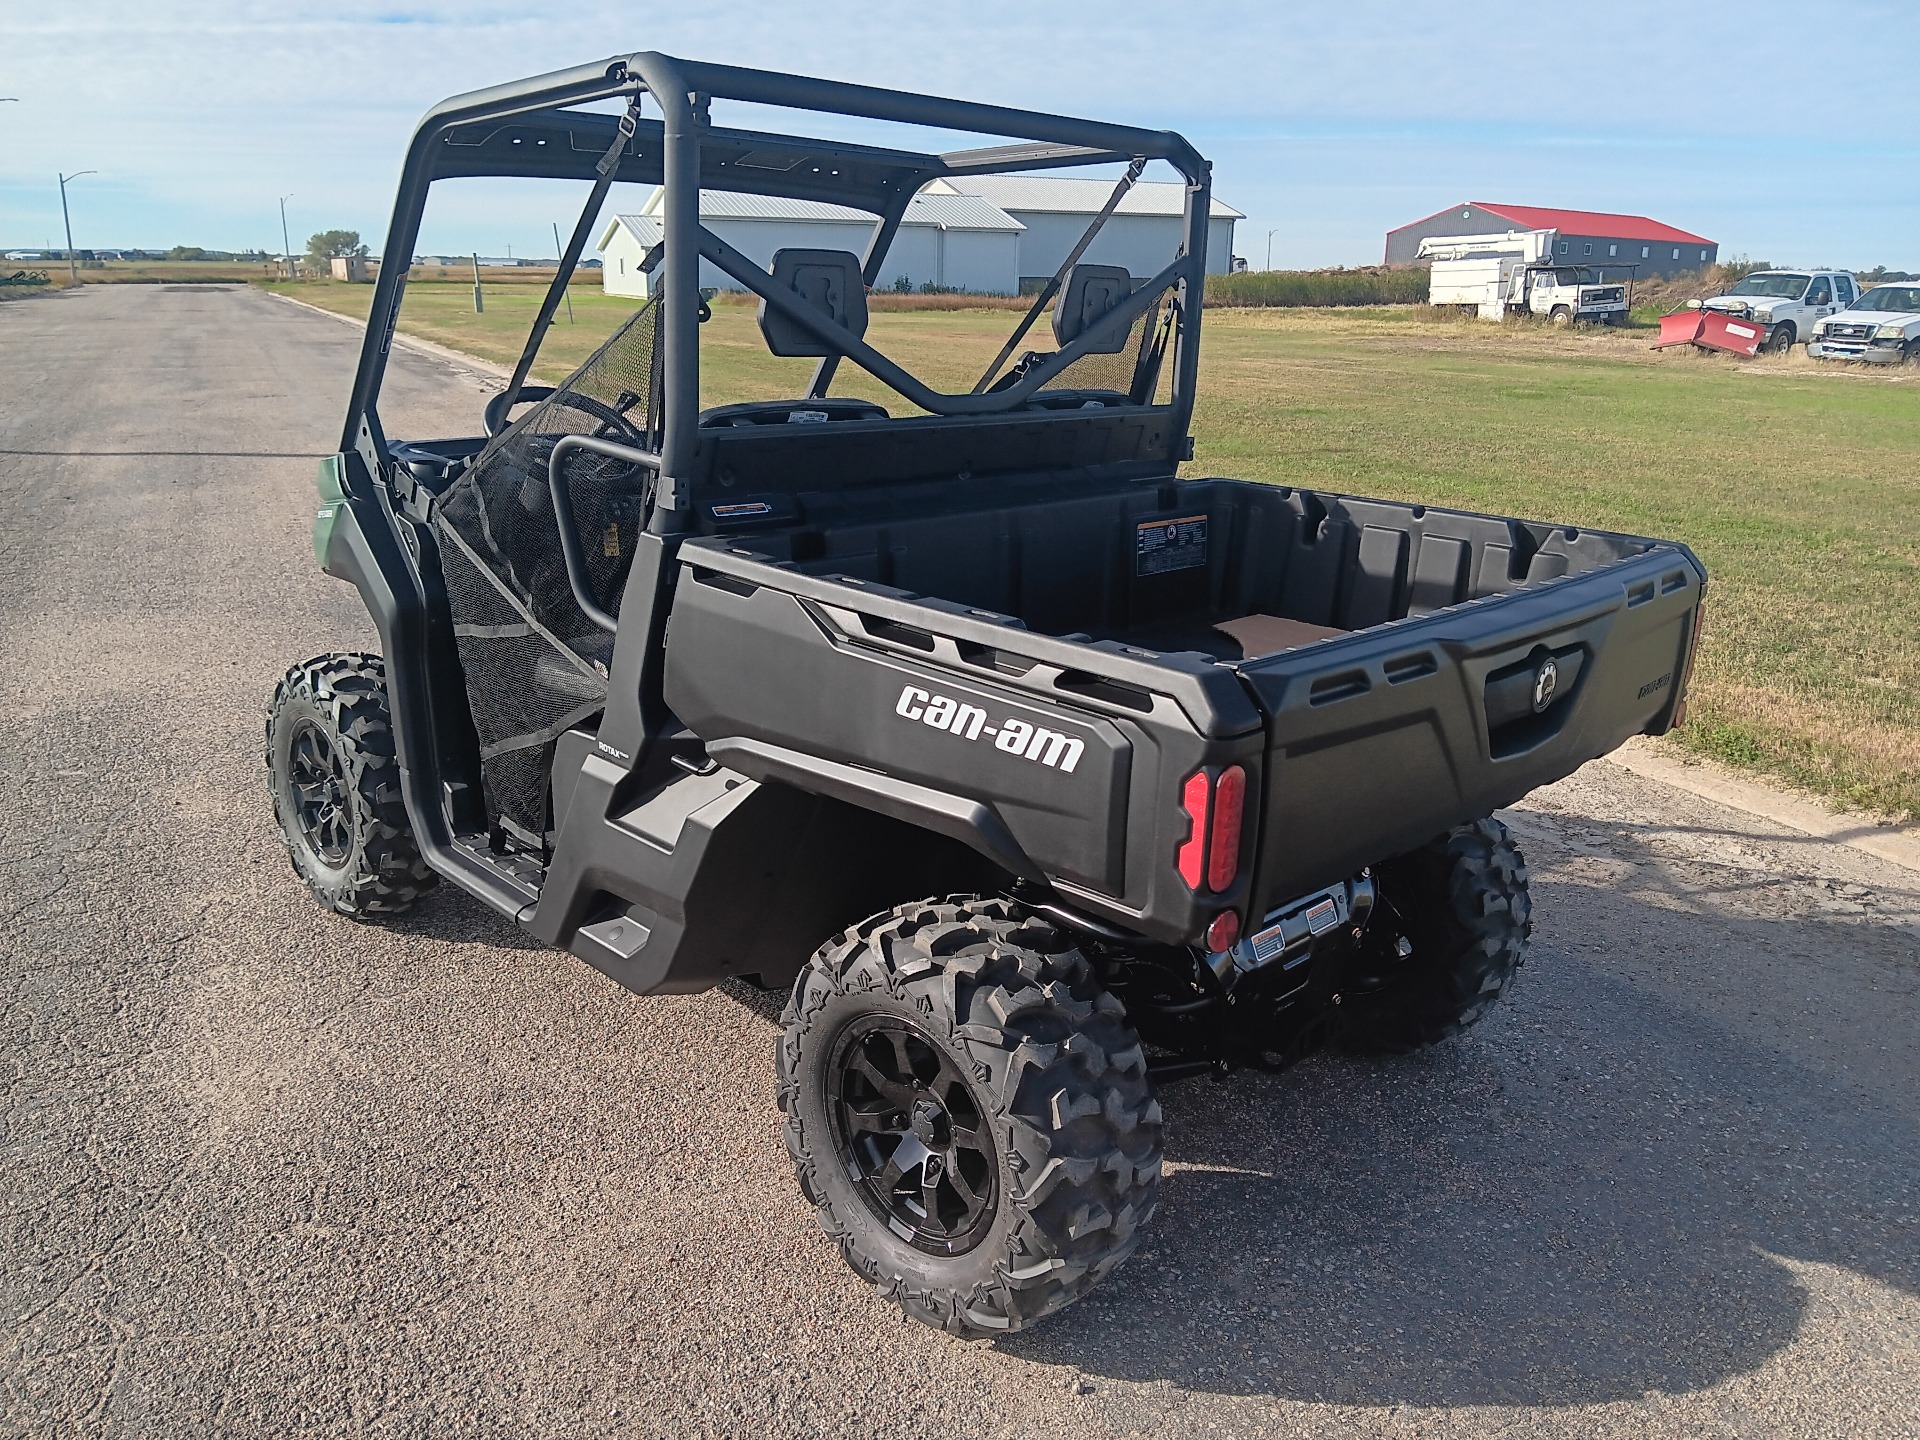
[1234,547,1703,912]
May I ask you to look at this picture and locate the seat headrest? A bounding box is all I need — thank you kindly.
[758,249,869,357]
[1052,264,1135,354]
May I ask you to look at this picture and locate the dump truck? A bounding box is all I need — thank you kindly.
[268,50,1709,1338]
[1421,230,1631,323]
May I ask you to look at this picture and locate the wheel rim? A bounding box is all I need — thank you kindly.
[827,1015,999,1256]
[287,717,353,866]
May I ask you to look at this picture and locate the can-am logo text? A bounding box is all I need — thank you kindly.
[894,684,1085,774]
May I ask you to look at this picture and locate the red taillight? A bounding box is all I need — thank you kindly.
[1672,600,1707,728]
[1177,771,1211,889]
[1205,909,1241,953]
[1177,765,1248,894]
[1206,765,1245,892]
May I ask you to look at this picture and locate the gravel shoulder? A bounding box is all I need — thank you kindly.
[3,285,1915,1440]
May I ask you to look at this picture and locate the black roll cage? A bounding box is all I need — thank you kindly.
[342,51,1214,531]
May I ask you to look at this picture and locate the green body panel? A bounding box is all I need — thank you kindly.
[313,453,348,570]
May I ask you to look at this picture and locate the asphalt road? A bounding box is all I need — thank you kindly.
[3,283,1918,1440]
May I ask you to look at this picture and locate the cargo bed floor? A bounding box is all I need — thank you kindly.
[1109,612,1349,663]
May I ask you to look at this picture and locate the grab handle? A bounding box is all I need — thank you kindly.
[546,433,663,634]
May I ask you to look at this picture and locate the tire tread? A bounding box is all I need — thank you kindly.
[777,896,1161,1337]
[266,652,436,918]
[1340,817,1531,1053]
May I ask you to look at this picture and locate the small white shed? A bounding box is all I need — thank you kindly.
[598,189,1024,299]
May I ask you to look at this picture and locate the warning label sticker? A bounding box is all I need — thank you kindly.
[1136,514,1209,577]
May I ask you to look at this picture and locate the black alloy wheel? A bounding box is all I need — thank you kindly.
[827,1015,998,1255]
[778,897,1162,1335]
[266,653,436,918]
[286,718,353,866]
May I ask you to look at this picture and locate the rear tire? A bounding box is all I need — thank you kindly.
[778,897,1161,1336]
[1338,818,1532,1054]
[266,653,436,918]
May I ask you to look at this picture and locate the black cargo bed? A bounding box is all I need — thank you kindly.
[669,478,1703,939]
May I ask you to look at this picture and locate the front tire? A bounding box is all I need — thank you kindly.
[1338,818,1532,1053]
[778,897,1161,1336]
[1767,321,1798,353]
[266,653,435,918]
[1550,306,1573,327]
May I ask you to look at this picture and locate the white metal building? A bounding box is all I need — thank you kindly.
[924,176,1242,287]
[598,189,1024,298]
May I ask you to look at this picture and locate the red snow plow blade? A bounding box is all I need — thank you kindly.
[1652,308,1766,357]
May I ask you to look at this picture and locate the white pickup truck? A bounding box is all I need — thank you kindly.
[1807,283,1920,365]
[1421,231,1630,324]
[1698,270,1857,353]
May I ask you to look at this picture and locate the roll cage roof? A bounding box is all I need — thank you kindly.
[345,52,1214,529]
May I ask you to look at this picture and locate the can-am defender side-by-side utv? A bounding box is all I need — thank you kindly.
[268,53,1707,1336]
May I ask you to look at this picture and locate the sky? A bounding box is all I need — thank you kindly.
[3,1,1917,271]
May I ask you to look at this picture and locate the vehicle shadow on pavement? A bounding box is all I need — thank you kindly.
[1001,853,1920,1407]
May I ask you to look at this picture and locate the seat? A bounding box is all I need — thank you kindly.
[757,249,869,357]
[698,397,888,428]
[1052,263,1134,354]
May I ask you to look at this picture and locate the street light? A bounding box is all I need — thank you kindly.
[1266,227,1280,272]
[58,170,96,285]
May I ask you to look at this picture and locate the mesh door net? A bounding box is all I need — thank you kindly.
[432,300,662,844]
[1046,283,1173,400]
[982,283,1175,403]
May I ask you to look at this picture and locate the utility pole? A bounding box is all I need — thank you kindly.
[472,253,484,313]
[553,222,574,323]
[58,171,96,284]
[1266,228,1280,272]
[279,194,294,277]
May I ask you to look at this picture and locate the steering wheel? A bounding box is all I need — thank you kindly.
[483,386,651,448]
[484,384,552,437]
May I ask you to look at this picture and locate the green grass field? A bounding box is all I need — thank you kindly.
[266,279,1920,820]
